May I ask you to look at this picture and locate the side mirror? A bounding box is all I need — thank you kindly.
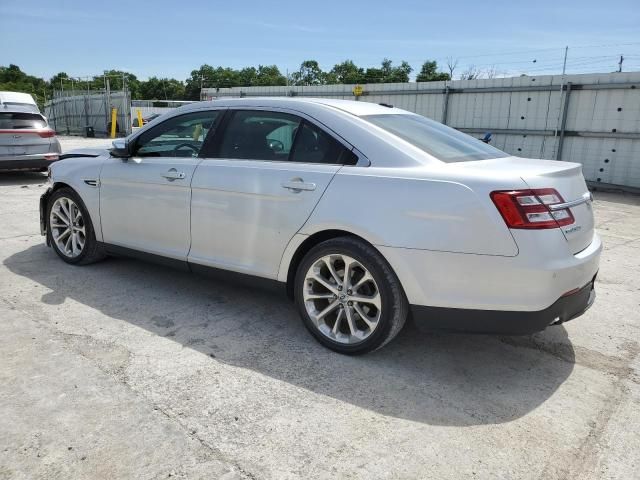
[110,138,130,158]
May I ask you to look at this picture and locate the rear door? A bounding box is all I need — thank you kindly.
[100,109,222,260]
[189,109,356,278]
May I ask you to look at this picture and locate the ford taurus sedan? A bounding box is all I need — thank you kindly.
[39,98,601,354]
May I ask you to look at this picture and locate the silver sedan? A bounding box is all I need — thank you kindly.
[40,98,600,354]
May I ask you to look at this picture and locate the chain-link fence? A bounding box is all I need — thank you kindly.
[45,89,131,137]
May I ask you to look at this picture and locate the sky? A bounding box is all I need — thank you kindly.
[1,0,639,81]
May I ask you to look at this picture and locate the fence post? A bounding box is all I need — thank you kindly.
[441,85,450,125]
[556,82,572,160]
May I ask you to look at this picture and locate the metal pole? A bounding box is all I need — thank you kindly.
[105,75,111,136]
[441,85,450,125]
[561,46,568,77]
[71,78,78,134]
[61,78,70,135]
[556,82,572,160]
[552,46,569,154]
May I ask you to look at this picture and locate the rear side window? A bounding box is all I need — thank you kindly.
[217,111,300,161]
[362,113,508,162]
[0,112,46,129]
[215,110,357,165]
[290,121,357,165]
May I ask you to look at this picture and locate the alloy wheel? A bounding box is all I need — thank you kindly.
[303,254,381,344]
[49,197,86,258]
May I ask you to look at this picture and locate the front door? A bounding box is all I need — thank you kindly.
[100,109,222,260]
[189,109,356,278]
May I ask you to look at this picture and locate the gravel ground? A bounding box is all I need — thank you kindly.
[0,138,639,479]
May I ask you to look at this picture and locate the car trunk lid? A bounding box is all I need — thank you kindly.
[458,156,594,254]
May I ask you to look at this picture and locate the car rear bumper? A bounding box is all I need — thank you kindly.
[0,153,60,170]
[410,277,596,334]
[380,231,601,311]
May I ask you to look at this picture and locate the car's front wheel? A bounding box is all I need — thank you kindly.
[47,187,105,265]
[295,237,408,354]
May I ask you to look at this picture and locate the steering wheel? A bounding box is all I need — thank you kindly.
[172,143,199,156]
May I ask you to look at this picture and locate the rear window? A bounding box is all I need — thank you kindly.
[0,112,46,130]
[361,113,508,162]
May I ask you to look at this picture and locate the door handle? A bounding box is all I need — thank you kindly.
[281,178,316,192]
[161,169,186,181]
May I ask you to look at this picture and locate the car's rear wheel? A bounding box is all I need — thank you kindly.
[47,188,105,265]
[295,237,408,354]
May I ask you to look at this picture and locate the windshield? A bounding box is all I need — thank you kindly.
[0,112,47,130]
[361,113,508,162]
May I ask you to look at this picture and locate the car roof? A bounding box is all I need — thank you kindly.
[0,91,40,114]
[182,97,402,117]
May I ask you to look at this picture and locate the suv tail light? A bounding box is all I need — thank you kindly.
[490,188,574,229]
[37,128,56,138]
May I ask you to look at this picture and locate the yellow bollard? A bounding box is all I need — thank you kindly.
[192,123,202,141]
[110,107,117,138]
[137,109,144,128]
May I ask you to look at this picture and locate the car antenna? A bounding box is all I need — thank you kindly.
[379,103,393,108]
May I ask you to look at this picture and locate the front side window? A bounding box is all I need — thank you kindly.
[361,113,509,162]
[133,110,220,158]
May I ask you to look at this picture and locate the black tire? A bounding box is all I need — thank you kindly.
[46,187,106,265]
[294,236,408,355]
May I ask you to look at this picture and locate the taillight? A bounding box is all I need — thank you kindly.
[490,188,574,229]
[37,129,56,138]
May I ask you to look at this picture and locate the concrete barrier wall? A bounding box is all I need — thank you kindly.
[203,72,640,189]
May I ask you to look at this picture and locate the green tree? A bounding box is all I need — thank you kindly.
[237,66,258,86]
[254,65,287,86]
[363,59,412,83]
[185,64,243,100]
[382,58,412,82]
[138,77,185,100]
[290,60,325,86]
[0,64,51,109]
[98,70,141,98]
[415,61,450,82]
[328,60,365,84]
[363,66,383,84]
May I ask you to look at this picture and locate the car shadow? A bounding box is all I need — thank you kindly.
[4,244,576,426]
[0,171,47,186]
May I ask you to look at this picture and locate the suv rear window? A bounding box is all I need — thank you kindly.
[361,113,508,162]
[0,112,46,129]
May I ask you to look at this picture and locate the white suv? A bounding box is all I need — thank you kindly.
[0,91,61,171]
